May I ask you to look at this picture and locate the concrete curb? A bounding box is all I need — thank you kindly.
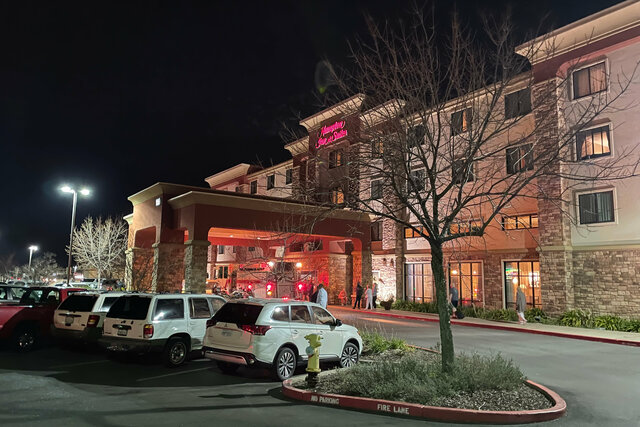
[351,308,640,347]
[282,378,566,424]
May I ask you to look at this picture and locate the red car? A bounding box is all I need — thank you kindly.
[0,287,84,351]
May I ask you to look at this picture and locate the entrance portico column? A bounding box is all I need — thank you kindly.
[152,242,185,293]
[184,239,210,293]
[125,247,154,291]
[361,249,373,286]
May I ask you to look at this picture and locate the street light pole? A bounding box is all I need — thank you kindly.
[28,245,39,269]
[61,185,90,286]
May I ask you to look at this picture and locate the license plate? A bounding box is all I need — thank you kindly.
[117,329,128,336]
[65,316,74,326]
[222,330,232,337]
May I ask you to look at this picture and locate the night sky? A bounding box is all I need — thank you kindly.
[0,0,623,265]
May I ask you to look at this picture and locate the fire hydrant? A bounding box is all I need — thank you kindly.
[305,333,322,387]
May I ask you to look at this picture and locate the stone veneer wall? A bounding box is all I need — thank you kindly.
[372,256,397,301]
[572,249,640,317]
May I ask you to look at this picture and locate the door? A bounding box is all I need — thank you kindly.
[188,297,212,349]
[289,304,316,361]
[310,306,342,358]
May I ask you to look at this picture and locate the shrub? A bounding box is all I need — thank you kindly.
[558,309,594,328]
[361,331,410,355]
[524,308,547,322]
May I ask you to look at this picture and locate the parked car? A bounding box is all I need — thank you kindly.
[100,293,226,367]
[0,286,85,351]
[0,283,28,306]
[53,291,128,345]
[203,299,362,380]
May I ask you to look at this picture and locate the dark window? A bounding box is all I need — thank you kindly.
[213,302,263,324]
[573,62,607,99]
[505,88,532,119]
[209,297,225,313]
[452,159,474,184]
[371,221,382,242]
[502,214,538,230]
[289,242,304,252]
[451,109,471,135]
[107,296,152,320]
[407,125,425,148]
[312,306,334,325]
[218,245,225,255]
[285,169,293,184]
[217,266,229,279]
[235,186,241,193]
[189,298,212,319]
[58,295,98,312]
[100,296,119,312]
[266,174,275,190]
[250,181,257,194]
[329,149,344,168]
[577,125,611,160]
[20,288,60,305]
[506,144,534,174]
[271,305,290,322]
[408,169,425,192]
[305,240,323,251]
[291,305,312,323]
[248,247,255,252]
[154,298,184,320]
[579,190,614,224]
[371,179,383,199]
[372,139,384,157]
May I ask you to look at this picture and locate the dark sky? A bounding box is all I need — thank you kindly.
[0,0,623,265]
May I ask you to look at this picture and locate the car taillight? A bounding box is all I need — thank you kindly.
[241,324,271,335]
[87,315,99,328]
[143,324,154,338]
[206,318,217,328]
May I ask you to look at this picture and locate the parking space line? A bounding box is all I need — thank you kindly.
[50,360,110,369]
[137,367,211,382]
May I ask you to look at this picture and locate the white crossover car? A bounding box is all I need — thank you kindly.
[101,293,226,367]
[203,299,362,380]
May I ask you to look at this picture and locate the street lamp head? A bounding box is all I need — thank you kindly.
[79,188,91,196]
[28,245,38,252]
[60,185,74,193]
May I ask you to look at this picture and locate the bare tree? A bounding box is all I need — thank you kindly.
[71,216,128,283]
[316,7,639,372]
[0,254,16,281]
[29,252,60,283]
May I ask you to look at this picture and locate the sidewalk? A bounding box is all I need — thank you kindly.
[329,305,640,347]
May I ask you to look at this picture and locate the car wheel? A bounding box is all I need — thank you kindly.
[339,342,359,368]
[216,361,240,374]
[273,347,297,381]
[163,338,188,368]
[13,326,37,352]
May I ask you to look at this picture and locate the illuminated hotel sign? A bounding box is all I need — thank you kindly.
[316,120,348,148]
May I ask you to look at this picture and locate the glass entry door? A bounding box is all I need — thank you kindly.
[504,261,541,309]
[405,263,434,303]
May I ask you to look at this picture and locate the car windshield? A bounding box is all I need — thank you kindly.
[106,296,151,320]
[19,288,60,306]
[213,303,263,325]
[58,295,98,312]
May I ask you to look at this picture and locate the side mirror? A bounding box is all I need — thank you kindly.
[335,319,343,327]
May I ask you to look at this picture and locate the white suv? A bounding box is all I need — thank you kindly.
[101,293,226,367]
[203,299,362,380]
[53,291,127,344]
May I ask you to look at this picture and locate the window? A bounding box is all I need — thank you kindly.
[266,174,275,190]
[407,125,425,148]
[329,149,344,168]
[578,190,614,224]
[218,245,225,255]
[58,295,98,312]
[504,88,532,119]
[506,144,534,174]
[154,299,184,320]
[372,139,384,157]
[217,266,229,279]
[331,187,344,205]
[501,214,538,230]
[290,305,312,323]
[449,219,482,235]
[235,186,241,193]
[189,298,212,319]
[312,306,334,325]
[371,221,382,242]
[406,263,434,303]
[404,226,427,238]
[573,62,607,99]
[408,169,425,192]
[271,305,290,322]
[371,179,383,200]
[504,261,540,309]
[106,296,151,320]
[285,168,293,184]
[452,159,474,184]
[250,181,257,194]
[248,246,256,252]
[451,109,471,135]
[577,125,611,160]
[449,262,483,306]
[209,297,225,313]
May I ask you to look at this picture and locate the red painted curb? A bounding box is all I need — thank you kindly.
[282,378,566,424]
[350,308,640,347]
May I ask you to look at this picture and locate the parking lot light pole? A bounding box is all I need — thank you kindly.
[28,245,38,269]
[61,186,91,285]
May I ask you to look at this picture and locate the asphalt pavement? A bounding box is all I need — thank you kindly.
[0,310,638,427]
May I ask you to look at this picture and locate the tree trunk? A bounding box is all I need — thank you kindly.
[430,241,455,373]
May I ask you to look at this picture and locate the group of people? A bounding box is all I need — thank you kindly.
[447,282,528,325]
[352,281,377,310]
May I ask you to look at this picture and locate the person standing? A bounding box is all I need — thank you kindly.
[372,282,378,309]
[316,284,328,308]
[516,286,527,324]
[365,285,373,309]
[353,282,363,309]
[448,283,459,318]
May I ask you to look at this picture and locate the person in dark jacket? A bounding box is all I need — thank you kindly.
[352,282,363,309]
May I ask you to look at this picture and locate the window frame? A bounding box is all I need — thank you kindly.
[218,245,225,255]
[371,139,384,158]
[407,125,426,148]
[576,124,612,160]
[189,297,212,319]
[285,168,293,185]
[266,174,275,190]
[504,88,532,119]
[506,143,534,174]
[451,108,472,136]
[153,298,185,321]
[370,179,383,200]
[328,149,344,169]
[452,158,475,184]
[371,221,382,242]
[572,61,608,100]
[577,189,616,225]
[331,186,345,205]
[501,213,539,230]
[250,181,258,194]
[408,168,426,192]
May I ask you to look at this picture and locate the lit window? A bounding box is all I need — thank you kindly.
[504,88,532,119]
[577,125,611,160]
[578,190,614,224]
[506,144,534,174]
[266,174,275,190]
[155,197,161,207]
[448,262,483,306]
[573,62,607,99]
[372,139,384,157]
[404,226,427,238]
[501,214,538,230]
[331,187,344,205]
[451,109,472,136]
[449,219,482,235]
[329,149,344,168]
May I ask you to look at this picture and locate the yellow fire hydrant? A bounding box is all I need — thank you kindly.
[305,333,322,386]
